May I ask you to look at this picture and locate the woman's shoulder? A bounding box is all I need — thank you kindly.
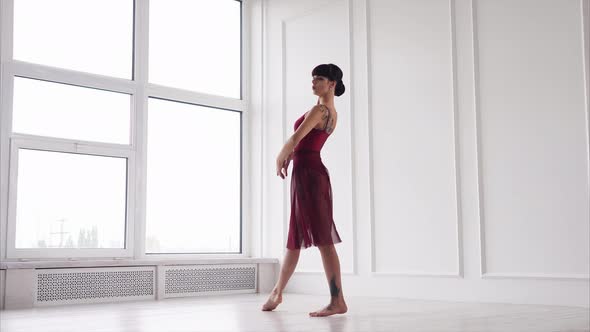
[314,104,330,112]
[306,104,331,116]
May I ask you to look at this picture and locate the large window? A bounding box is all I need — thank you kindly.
[15,150,127,249]
[146,99,241,253]
[13,0,133,78]
[0,0,245,259]
[149,0,241,98]
[12,77,131,144]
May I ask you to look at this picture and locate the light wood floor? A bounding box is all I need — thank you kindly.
[1,293,588,332]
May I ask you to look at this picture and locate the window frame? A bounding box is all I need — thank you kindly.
[7,137,136,258]
[0,0,250,261]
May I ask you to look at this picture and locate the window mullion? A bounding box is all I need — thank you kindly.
[146,83,245,112]
[9,133,136,153]
[133,0,150,259]
[0,0,15,261]
[9,61,137,95]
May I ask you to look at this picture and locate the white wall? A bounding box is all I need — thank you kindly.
[248,0,590,307]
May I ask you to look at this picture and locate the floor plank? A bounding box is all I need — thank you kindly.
[1,293,588,332]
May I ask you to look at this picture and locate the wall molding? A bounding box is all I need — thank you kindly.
[279,0,357,275]
[481,272,589,281]
[366,0,463,278]
[472,0,590,281]
[581,0,590,280]
[372,271,462,279]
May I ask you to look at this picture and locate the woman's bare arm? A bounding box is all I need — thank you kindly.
[276,105,325,178]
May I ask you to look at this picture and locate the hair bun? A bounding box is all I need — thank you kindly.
[335,79,345,97]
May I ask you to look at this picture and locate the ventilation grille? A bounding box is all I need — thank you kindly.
[163,264,257,297]
[35,267,155,306]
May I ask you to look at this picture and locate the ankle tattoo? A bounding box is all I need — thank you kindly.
[329,276,340,297]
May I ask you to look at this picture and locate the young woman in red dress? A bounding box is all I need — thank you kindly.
[262,63,347,317]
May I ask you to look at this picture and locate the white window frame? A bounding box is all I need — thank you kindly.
[6,137,137,258]
[0,0,251,261]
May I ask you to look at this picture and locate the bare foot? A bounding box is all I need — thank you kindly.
[309,300,348,317]
[261,290,282,311]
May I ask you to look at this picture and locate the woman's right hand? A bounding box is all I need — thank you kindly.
[279,153,293,179]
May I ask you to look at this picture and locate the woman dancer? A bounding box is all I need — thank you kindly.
[262,63,347,317]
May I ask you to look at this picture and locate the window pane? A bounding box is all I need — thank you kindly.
[12,77,131,144]
[149,0,241,98]
[13,0,133,78]
[146,98,241,253]
[15,149,127,249]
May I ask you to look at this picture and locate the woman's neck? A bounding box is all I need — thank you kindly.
[318,95,335,107]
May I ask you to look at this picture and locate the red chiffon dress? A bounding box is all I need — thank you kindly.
[286,106,342,250]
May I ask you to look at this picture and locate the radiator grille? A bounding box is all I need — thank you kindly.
[36,267,155,305]
[164,265,256,295]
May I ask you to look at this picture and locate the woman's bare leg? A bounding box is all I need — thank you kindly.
[262,248,301,311]
[309,244,348,317]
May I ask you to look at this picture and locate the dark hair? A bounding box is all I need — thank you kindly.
[312,63,345,97]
